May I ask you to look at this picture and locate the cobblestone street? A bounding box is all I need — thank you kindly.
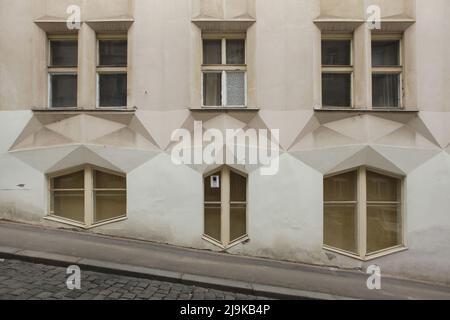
[0,259,270,300]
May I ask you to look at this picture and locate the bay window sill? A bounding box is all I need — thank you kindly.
[323,245,409,262]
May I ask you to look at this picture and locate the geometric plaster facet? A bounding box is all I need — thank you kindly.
[10,145,79,173]
[258,110,315,151]
[86,145,160,173]
[413,112,450,148]
[135,110,191,151]
[374,126,439,149]
[47,145,122,173]
[203,114,247,136]
[91,127,159,151]
[290,126,359,151]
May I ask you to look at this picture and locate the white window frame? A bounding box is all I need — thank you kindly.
[45,165,127,229]
[323,166,407,261]
[47,35,79,109]
[203,166,249,249]
[371,34,403,109]
[321,33,354,108]
[201,34,247,108]
[96,34,128,109]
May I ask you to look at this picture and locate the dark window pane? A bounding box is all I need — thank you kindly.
[324,205,357,254]
[322,40,351,66]
[322,73,351,107]
[203,73,222,106]
[230,171,246,202]
[94,170,126,189]
[372,74,400,108]
[99,74,127,107]
[367,171,400,202]
[324,171,357,202]
[203,40,222,64]
[226,39,245,64]
[50,41,78,67]
[94,190,126,223]
[51,74,77,108]
[51,191,84,222]
[52,171,84,189]
[372,41,400,66]
[367,205,401,253]
[99,40,127,66]
[205,204,221,241]
[230,205,246,242]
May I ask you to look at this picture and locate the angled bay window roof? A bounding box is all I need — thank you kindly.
[34,15,81,34]
[314,15,365,32]
[34,15,134,33]
[192,18,255,33]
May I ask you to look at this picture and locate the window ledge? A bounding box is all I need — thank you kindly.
[202,235,250,250]
[315,107,419,114]
[190,107,260,113]
[323,245,408,262]
[32,107,136,114]
[44,215,128,229]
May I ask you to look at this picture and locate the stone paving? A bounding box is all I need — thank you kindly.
[0,259,270,300]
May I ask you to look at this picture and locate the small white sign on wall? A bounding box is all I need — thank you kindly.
[211,175,220,189]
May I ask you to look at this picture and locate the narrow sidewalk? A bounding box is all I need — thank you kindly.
[0,220,449,300]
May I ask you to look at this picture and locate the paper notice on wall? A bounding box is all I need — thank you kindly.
[211,175,220,189]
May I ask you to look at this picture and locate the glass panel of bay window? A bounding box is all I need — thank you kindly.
[322,40,351,66]
[372,41,400,66]
[322,73,351,107]
[226,72,245,106]
[372,74,400,108]
[204,173,221,202]
[367,204,401,253]
[51,191,84,222]
[203,73,222,106]
[324,205,357,254]
[99,40,127,66]
[99,74,127,107]
[204,204,221,242]
[230,171,247,202]
[226,39,245,65]
[324,171,357,202]
[230,205,246,242]
[203,40,222,64]
[94,170,126,189]
[50,41,78,67]
[94,190,126,223]
[52,171,84,189]
[51,74,77,108]
[367,171,400,202]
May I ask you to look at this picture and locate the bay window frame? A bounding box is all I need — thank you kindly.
[201,33,247,108]
[323,166,406,261]
[46,165,127,229]
[203,166,249,249]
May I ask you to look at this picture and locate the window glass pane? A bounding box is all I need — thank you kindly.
[51,74,77,108]
[372,74,399,108]
[230,205,246,242]
[226,39,245,64]
[94,190,126,223]
[51,191,84,223]
[94,170,126,189]
[372,41,400,66]
[204,173,221,202]
[322,40,351,66]
[367,171,400,202]
[324,171,357,202]
[203,40,222,64]
[322,73,351,107]
[230,171,246,202]
[99,40,127,66]
[205,204,221,242]
[226,72,245,106]
[52,171,84,189]
[99,74,127,107]
[324,205,357,254]
[203,73,222,106]
[367,205,401,253]
[50,41,78,67]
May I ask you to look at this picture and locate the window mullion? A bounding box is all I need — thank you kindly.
[358,167,367,258]
[84,166,94,227]
[221,167,231,247]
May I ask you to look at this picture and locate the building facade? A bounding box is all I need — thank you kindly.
[1,0,450,284]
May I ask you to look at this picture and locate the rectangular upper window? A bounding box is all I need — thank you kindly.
[321,36,353,108]
[48,36,78,108]
[372,37,403,108]
[97,35,128,108]
[202,36,247,108]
